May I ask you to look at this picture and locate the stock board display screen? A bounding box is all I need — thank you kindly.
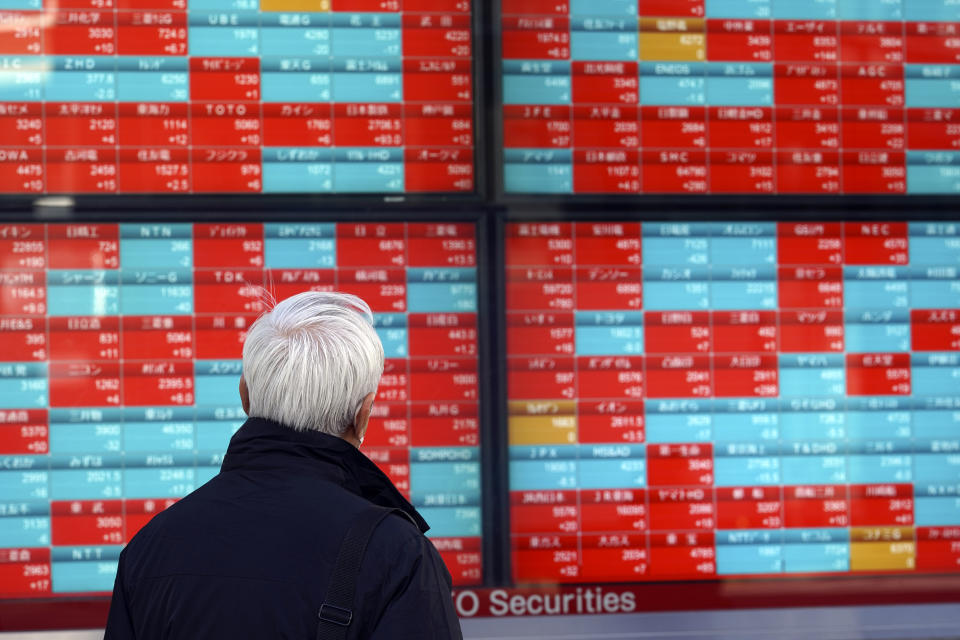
[506,220,960,583]
[0,1,474,194]
[0,221,481,597]
[502,0,960,195]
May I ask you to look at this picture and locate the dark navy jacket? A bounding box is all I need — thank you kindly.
[104,417,462,639]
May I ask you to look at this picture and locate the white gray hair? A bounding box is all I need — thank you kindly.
[241,291,384,434]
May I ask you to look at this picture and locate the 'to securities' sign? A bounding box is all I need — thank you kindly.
[453,586,639,618]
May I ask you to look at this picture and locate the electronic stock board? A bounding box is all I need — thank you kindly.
[0,0,475,194]
[0,221,482,596]
[4,0,960,627]
[506,220,960,583]
[501,0,960,195]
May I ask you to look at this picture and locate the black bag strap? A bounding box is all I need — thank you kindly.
[316,506,415,640]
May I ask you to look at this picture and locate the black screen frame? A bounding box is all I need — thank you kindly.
[490,1,960,207]
[0,0,490,210]
[0,206,496,631]
[493,202,960,608]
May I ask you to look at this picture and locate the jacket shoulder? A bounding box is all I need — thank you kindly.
[352,514,457,638]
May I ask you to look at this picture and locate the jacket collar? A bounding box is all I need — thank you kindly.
[221,417,429,533]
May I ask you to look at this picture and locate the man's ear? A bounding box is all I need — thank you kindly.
[239,376,250,415]
[345,392,376,448]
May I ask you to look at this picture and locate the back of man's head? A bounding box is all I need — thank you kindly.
[241,291,384,435]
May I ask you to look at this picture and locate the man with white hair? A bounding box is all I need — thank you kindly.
[105,291,463,639]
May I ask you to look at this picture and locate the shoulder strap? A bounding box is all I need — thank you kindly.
[316,506,415,640]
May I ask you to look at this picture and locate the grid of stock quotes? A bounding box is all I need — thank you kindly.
[0,222,481,596]
[507,221,960,582]
[0,0,474,194]
[502,0,960,195]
